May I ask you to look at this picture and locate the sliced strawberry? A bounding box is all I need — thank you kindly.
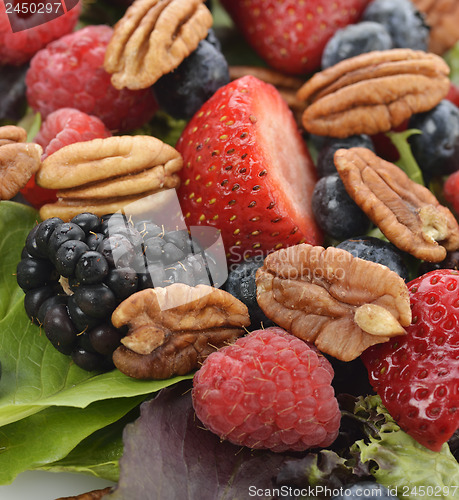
[220,0,371,75]
[176,75,322,263]
[362,269,459,452]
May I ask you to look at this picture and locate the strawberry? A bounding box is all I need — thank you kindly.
[361,269,459,452]
[220,0,371,75]
[176,76,322,263]
[446,82,459,108]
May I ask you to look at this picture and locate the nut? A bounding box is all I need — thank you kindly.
[296,49,450,138]
[334,147,459,262]
[104,0,213,90]
[36,135,183,220]
[111,283,250,379]
[0,125,27,146]
[256,244,411,362]
[412,0,459,55]
[0,142,42,200]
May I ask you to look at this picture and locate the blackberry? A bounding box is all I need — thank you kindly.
[17,212,218,372]
[0,63,28,121]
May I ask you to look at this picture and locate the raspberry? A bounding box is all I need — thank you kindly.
[192,327,341,453]
[0,1,81,66]
[21,108,112,208]
[34,108,112,158]
[25,25,158,132]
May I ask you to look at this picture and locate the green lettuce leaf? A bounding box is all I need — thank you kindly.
[444,41,459,86]
[352,396,459,500]
[386,129,424,185]
[0,396,144,485]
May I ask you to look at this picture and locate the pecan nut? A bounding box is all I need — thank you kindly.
[111,284,250,379]
[104,0,213,90]
[0,128,42,200]
[35,135,183,220]
[334,147,459,262]
[296,49,450,138]
[256,244,411,362]
[0,125,27,146]
[412,0,459,55]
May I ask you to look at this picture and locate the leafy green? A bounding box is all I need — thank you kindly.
[444,41,459,86]
[386,129,424,185]
[39,407,140,482]
[0,396,144,485]
[351,396,459,500]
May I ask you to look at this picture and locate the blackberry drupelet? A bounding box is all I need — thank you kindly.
[17,212,217,372]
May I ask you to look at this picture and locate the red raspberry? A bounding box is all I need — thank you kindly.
[34,107,111,158]
[21,108,112,208]
[0,1,81,66]
[192,327,340,453]
[25,25,158,132]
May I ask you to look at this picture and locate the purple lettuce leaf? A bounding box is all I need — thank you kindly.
[104,382,298,500]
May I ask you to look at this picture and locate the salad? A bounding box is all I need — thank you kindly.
[1,0,459,499]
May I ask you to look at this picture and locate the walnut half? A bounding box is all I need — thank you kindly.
[111,284,250,379]
[256,244,411,362]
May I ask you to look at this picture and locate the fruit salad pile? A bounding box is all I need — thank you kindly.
[1,0,459,499]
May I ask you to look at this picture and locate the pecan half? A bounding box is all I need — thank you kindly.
[256,244,411,362]
[0,141,42,200]
[334,147,459,262]
[104,0,212,90]
[111,284,250,379]
[412,0,459,55]
[0,125,27,146]
[36,135,183,220]
[296,49,450,138]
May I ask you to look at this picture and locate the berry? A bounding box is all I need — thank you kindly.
[153,38,230,120]
[0,1,81,65]
[17,213,218,371]
[418,251,459,276]
[34,108,112,159]
[408,100,459,180]
[312,174,371,240]
[25,25,158,132]
[223,256,275,329]
[444,171,459,216]
[21,108,112,209]
[331,481,397,499]
[362,0,429,51]
[446,82,459,109]
[219,0,371,75]
[316,135,374,178]
[192,327,341,452]
[321,21,393,69]
[176,76,322,262]
[336,236,409,280]
[362,269,459,451]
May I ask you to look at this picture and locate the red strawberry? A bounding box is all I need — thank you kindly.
[220,0,371,75]
[362,269,459,452]
[176,76,322,263]
[444,170,459,216]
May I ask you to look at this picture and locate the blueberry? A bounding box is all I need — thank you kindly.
[337,236,409,280]
[408,100,459,180]
[321,21,393,69]
[223,256,275,329]
[331,481,397,499]
[362,0,429,50]
[70,213,101,234]
[312,174,371,240]
[316,135,374,178]
[153,38,230,120]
